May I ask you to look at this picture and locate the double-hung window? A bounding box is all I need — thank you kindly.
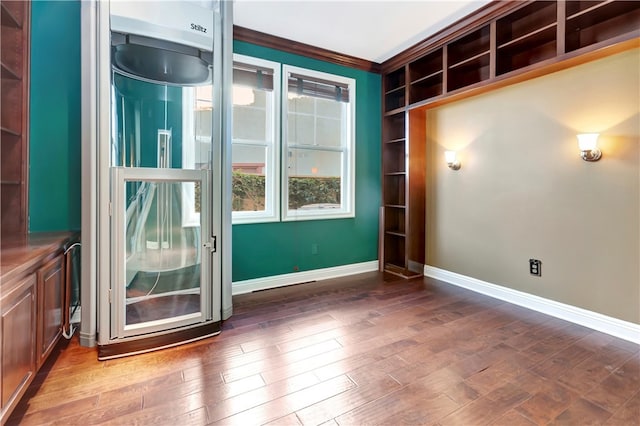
[232,54,280,223]
[282,65,355,221]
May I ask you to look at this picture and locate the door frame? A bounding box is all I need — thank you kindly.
[110,167,212,339]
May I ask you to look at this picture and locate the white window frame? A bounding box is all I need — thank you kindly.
[231,54,281,224]
[282,65,356,221]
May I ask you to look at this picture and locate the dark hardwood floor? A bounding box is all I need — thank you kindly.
[8,272,640,425]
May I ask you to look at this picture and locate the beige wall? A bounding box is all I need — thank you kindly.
[426,49,640,324]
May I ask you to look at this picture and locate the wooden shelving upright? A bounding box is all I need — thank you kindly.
[380,0,639,278]
[1,0,30,238]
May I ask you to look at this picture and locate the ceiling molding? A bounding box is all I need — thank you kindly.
[382,0,519,73]
[234,26,382,74]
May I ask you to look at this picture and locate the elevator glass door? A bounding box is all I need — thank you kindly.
[110,71,215,339]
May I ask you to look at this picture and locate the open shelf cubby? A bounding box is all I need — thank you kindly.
[409,48,443,104]
[383,141,406,174]
[565,1,640,53]
[447,25,491,91]
[496,1,557,75]
[383,174,406,206]
[384,67,406,112]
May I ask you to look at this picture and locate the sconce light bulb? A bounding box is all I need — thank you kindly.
[577,133,601,161]
[445,150,461,170]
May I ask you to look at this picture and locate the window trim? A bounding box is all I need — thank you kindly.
[232,54,281,224]
[281,65,356,222]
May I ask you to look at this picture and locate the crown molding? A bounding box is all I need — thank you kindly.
[233,26,382,74]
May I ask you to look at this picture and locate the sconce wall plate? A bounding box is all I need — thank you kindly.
[580,148,602,161]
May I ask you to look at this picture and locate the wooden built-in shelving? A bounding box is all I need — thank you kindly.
[383,67,406,113]
[380,0,639,277]
[409,49,443,104]
[1,0,29,238]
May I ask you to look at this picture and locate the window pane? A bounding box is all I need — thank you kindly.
[316,97,341,118]
[287,148,342,210]
[232,144,267,212]
[233,90,268,141]
[287,112,314,145]
[287,95,314,114]
[288,97,343,148]
[317,117,341,147]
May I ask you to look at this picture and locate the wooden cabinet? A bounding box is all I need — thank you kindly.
[36,255,65,368]
[1,274,36,422]
[380,0,639,278]
[1,233,73,424]
[1,0,30,238]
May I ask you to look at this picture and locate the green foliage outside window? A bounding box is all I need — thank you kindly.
[232,171,340,211]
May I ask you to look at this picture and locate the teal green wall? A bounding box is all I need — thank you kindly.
[29,0,81,232]
[26,5,381,276]
[232,41,381,281]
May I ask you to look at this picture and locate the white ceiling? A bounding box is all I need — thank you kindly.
[233,0,492,64]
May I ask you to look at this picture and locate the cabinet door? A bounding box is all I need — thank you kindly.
[37,255,65,368]
[1,274,37,415]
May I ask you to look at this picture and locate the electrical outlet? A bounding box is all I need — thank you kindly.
[529,259,541,276]
[311,243,318,255]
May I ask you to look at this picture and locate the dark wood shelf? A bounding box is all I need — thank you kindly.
[384,107,406,117]
[1,61,20,80]
[565,1,640,53]
[1,2,21,28]
[497,25,557,75]
[385,231,406,238]
[566,0,615,20]
[496,1,557,46]
[409,49,443,82]
[498,23,557,50]
[383,111,406,140]
[410,69,443,86]
[384,92,406,113]
[384,67,406,91]
[384,137,405,144]
[1,125,20,137]
[447,25,491,66]
[384,85,405,96]
[447,53,490,91]
[1,0,29,239]
[384,263,406,275]
[410,75,443,104]
[448,50,490,70]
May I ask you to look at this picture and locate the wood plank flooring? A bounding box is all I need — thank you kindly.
[8,272,640,425]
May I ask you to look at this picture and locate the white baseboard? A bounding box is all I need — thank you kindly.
[232,260,379,296]
[424,265,640,344]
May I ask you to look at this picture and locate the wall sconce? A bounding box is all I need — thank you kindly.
[445,150,461,170]
[577,133,601,162]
